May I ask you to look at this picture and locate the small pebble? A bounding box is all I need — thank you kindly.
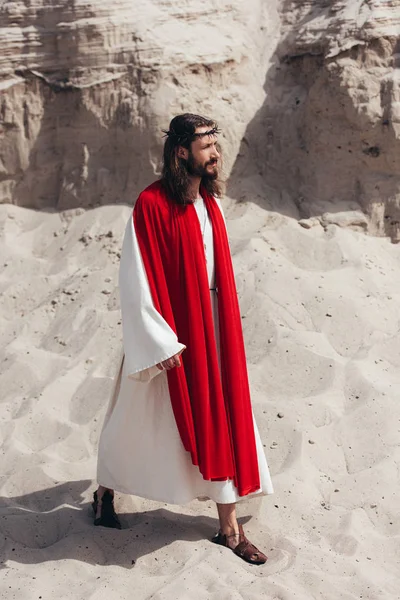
[308,439,315,445]
[298,217,319,229]
[79,234,92,244]
[102,290,111,295]
[277,412,284,418]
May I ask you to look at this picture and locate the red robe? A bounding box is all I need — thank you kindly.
[133,180,260,497]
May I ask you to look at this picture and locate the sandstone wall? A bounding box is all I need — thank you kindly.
[0,0,278,209]
[229,0,400,240]
[0,0,399,239]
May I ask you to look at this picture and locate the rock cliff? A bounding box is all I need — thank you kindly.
[0,0,278,209]
[0,0,399,238]
[230,0,400,239]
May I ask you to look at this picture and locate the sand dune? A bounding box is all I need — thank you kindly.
[1,199,399,599]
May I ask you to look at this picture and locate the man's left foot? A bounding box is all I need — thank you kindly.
[92,489,122,529]
[212,524,267,564]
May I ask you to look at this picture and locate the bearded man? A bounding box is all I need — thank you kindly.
[93,113,273,564]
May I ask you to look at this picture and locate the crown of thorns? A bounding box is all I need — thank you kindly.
[162,126,220,144]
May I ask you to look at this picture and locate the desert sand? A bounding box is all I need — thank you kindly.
[1,197,399,599]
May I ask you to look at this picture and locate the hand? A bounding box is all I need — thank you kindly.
[156,351,183,371]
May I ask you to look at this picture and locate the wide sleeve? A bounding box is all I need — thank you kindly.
[119,215,186,382]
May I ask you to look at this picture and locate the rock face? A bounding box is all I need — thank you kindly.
[229,0,400,240]
[0,0,399,239]
[0,0,279,209]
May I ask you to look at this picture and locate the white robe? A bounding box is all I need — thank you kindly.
[96,196,274,504]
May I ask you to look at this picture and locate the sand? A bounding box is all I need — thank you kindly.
[0,198,399,599]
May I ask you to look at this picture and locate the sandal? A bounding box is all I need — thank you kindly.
[92,489,122,529]
[212,524,267,565]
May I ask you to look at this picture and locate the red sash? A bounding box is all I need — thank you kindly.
[133,180,260,496]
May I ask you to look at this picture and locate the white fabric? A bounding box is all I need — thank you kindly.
[119,211,186,383]
[195,194,216,288]
[96,196,274,504]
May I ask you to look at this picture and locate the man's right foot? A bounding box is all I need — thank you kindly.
[211,524,267,564]
[92,489,122,529]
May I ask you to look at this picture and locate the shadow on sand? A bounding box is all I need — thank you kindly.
[0,480,256,569]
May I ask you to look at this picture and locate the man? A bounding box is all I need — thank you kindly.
[93,113,273,564]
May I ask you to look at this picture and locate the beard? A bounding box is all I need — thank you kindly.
[185,150,219,180]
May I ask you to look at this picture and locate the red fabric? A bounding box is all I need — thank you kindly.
[133,180,260,496]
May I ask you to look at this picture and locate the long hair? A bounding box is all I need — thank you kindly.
[161,113,224,205]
